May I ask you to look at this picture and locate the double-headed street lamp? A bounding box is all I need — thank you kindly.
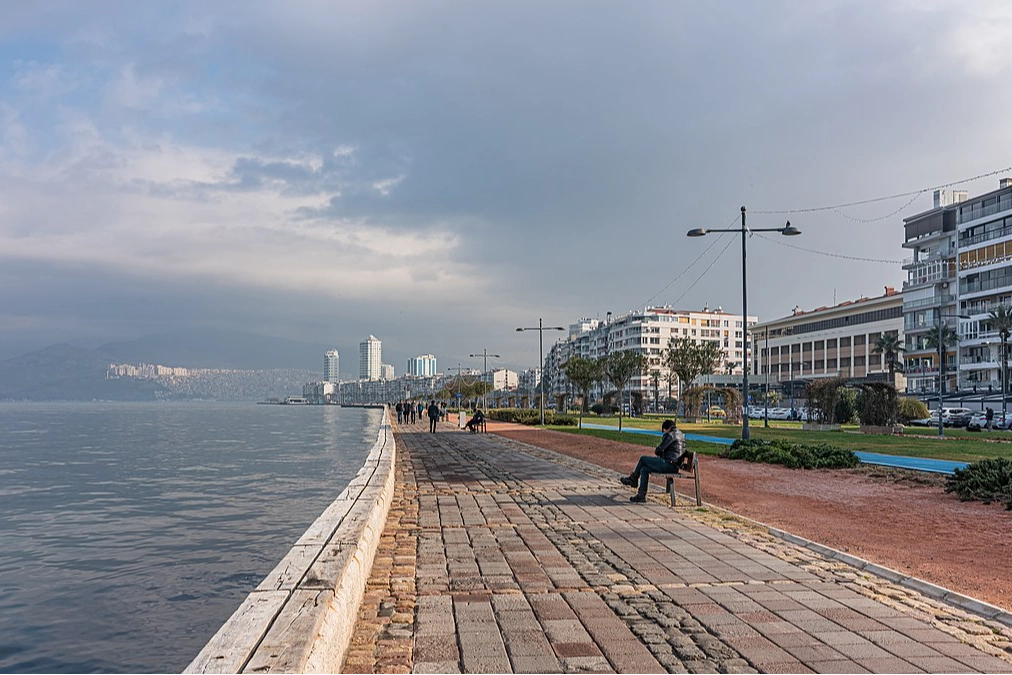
[469,349,500,412]
[688,206,801,440]
[516,318,565,425]
[936,313,969,438]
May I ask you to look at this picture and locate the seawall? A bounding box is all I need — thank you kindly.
[185,408,395,673]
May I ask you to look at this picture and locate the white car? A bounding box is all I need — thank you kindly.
[966,412,988,431]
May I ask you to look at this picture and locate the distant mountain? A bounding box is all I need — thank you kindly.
[95,328,334,370]
[0,344,167,401]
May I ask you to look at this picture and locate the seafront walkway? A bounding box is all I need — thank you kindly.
[343,421,1012,674]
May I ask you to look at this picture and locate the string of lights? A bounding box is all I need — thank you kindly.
[751,164,1012,215]
[752,232,903,263]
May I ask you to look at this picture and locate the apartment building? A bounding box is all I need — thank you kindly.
[902,179,1012,395]
[752,288,904,394]
[548,305,756,405]
[358,335,382,381]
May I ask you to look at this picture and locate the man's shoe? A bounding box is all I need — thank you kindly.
[630,494,646,503]
[619,476,635,487]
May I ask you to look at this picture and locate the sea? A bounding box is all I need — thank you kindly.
[0,401,384,674]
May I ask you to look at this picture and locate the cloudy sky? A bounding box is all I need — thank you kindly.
[2,1,1011,374]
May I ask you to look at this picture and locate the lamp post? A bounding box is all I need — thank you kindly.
[688,207,801,440]
[936,313,970,438]
[763,328,770,428]
[469,349,500,412]
[516,318,565,425]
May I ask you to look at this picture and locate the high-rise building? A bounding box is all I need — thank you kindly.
[380,363,395,380]
[324,350,340,383]
[407,354,438,377]
[359,335,382,381]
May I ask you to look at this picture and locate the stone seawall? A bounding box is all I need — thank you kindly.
[185,409,395,674]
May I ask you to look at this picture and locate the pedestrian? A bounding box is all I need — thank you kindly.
[395,400,403,424]
[417,401,424,421]
[986,407,994,431]
[409,400,417,424]
[620,419,689,503]
[427,399,440,433]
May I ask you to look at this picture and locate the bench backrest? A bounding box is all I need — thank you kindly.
[680,451,695,472]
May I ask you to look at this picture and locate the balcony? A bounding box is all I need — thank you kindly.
[903,266,953,291]
[901,249,955,268]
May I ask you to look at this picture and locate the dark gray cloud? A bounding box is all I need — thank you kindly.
[1,0,1011,370]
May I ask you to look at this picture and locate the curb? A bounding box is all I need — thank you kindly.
[184,408,396,674]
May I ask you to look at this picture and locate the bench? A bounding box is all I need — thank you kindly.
[664,452,702,507]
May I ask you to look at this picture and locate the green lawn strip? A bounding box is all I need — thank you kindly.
[556,422,1012,464]
[548,426,724,456]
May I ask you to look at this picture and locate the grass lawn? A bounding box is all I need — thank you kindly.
[555,415,1012,463]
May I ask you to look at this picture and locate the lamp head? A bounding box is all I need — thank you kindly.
[687,228,708,237]
[515,328,524,332]
[781,221,801,236]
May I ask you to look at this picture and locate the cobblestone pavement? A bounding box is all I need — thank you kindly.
[345,424,1012,674]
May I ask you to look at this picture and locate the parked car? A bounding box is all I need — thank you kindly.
[947,408,977,427]
[705,406,726,418]
[907,417,933,427]
[966,411,988,431]
[995,412,1012,430]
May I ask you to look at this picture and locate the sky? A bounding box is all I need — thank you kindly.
[2,1,1012,375]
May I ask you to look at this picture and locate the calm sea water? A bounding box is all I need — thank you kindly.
[0,402,383,674]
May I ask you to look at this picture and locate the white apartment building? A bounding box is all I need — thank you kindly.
[407,354,438,377]
[482,368,519,391]
[359,335,382,381]
[323,350,340,383]
[902,179,1012,396]
[752,288,904,395]
[380,363,395,381]
[548,305,756,405]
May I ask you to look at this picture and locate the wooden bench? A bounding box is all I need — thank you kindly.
[665,452,701,507]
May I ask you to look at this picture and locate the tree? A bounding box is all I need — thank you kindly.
[872,331,905,386]
[601,350,647,431]
[924,325,958,395]
[663,338,725,402]
[561,356,603,429]
[988,305,1012,412]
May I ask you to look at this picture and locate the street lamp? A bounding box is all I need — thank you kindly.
[936,313,970,438]
[516,318,565,425]
[469,349,500,412]
[688,206,801,440]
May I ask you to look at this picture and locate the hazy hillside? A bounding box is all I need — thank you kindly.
[0,344,167,401]
[95,328,334,370]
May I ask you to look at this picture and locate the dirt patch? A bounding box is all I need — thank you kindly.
[486,421,1012,611]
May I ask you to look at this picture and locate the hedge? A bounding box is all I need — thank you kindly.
[486,408,578,426]
[723,438,859,469]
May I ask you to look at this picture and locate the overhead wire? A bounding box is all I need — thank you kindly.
[752,232,904,264]
[640,214,740,308]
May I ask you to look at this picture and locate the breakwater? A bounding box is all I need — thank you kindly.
[185,408,395,673]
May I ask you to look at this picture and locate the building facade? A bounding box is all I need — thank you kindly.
[323,350,340,384]
[547,305,757,406]
[407,354,438,377]
[902,179,1012,396]
[358,335,382,381]
[380,363,395,381]
[752,288,904,396]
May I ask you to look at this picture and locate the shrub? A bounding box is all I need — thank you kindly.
[945,458,1012,510]
[486,408,577,426]
[835,388,859,424]
[590,403,606,415]
[723,439,859,470]
[897,397,930,423]
[857,382,899,426]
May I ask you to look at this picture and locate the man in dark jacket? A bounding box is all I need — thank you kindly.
[620,419,688,503]
[427,400,440,433]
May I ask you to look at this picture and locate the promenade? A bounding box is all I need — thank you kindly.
[344,421,1012,674]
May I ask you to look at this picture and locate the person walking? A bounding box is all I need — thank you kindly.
[395,401,403,424]
[620,419,688,503]
[986,407,994,431]
[427,400,440,433]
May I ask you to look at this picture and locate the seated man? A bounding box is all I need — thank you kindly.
[620,419,688,503]
[464,408,485,433]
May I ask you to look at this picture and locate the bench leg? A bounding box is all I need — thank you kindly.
[693,455,702,506]
[666,477,676,507]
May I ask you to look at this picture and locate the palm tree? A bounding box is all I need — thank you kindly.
[988,305,1012,415]
[872,332,905,387]
[924,325,958,395]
